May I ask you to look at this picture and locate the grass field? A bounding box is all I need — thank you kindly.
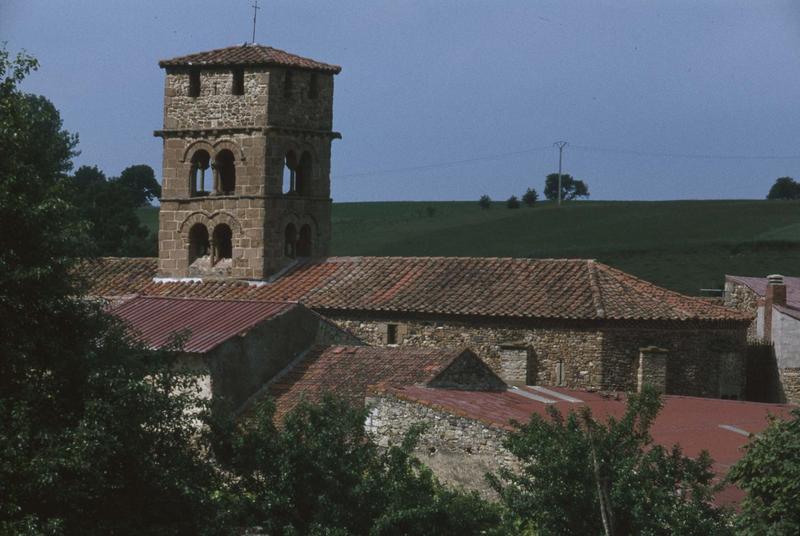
[137,200,800,295]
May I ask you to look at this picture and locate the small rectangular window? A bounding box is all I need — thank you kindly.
[386,323,398,345]
[232,68,244,95]
[188,70,200,98]
[308,73,319,99]
[284,69,293,98]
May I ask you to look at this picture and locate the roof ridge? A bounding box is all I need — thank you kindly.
[586,260,606,319]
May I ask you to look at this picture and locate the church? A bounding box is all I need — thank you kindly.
[86,43,754,413]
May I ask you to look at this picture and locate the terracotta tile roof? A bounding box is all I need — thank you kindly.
[378,384,797,505]
[80,256,752,323]
[159,44,341,73]
[265,345,466,421]
[111,296,296,354]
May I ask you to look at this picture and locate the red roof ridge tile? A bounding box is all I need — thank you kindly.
[158,43,341,73]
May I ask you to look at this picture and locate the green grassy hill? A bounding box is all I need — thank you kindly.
[138,200,800,295]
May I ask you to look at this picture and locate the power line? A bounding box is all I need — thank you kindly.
[334,146,553,180]
[570,144,800,161]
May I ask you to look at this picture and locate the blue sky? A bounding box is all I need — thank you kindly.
[3,0,800,201]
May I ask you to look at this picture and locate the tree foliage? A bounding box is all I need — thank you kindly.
[479,194,492,209]
[544,173,589,201]
[522,188,538,207]
[766,176,800,200]
[490,388,731,536]
[506,195,520,209]
[69,164,157,256]
[211,396,502,535]
[728,409,800,535]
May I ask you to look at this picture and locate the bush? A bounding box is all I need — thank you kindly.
[478,194,491,209]
[522,188,538,207]
[766,177,800,200]
[506,195,520,209]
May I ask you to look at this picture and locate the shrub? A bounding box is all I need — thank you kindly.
[522,188,538,207]
[506,195,520,209]
[478,195,491,209]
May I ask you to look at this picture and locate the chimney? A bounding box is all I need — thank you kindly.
[764,274,787,343]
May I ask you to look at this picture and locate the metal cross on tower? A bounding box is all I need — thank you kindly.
[251,0,260,44]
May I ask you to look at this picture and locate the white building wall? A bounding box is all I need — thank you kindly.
[771,309,800,368]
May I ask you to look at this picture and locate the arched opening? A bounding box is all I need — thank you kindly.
[283,150,297,194]
[296,151,313,196]
[188,223,210,264]
[215,150,236,195]
[190,150,211,196]
[297,224,312,257]
[284,223,297,259]
[212,224,233,264]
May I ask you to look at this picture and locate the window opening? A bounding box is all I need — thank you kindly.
[555,360,565,387]
[386,324,399,345]
[232,68,244,95]
[296,152,313,196]
[283,69,293,98]
[297,224,312,257]
[308,73,319,99]
[215,149,236,195]
[284,223,297,259]
[212,224,233,264]
[188,224,210,264]
[188,70,200,98]
[283,151,297,194]
[190,150,211,196]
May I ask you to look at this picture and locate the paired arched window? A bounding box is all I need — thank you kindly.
[212,224,233,263]
[282,150,313,196]
[188,224,210,264]
[189,148,237,196]
[190,150,211,196]
[284,222,312,258]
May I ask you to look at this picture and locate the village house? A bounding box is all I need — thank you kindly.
[725,273,800,403]
[84,43,754,403]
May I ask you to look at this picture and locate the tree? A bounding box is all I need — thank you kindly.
[506,195,520,209]
[212,396,502,535]
[69,164,156,256]
[522,188,538,207]
[479,194,492,209]
[728,409,800,535]
[766,176,800,200]
[490,388,731,536]
[544,173,590,201]
[0,46,219,535]
[118,164,161,207]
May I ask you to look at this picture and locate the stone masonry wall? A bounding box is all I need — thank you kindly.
[333,316,604,389]
[601,326,747,398]
[365,393,515,496]
[724,281,761,341]
[164,68,269,130]
[779,368,800,404]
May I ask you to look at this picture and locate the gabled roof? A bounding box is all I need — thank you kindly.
[111,296,296,354]
[80,256,752,323]
[159,43,341,73]
[262,346,476,421]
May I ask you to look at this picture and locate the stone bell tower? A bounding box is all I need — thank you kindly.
[155,44,341,279]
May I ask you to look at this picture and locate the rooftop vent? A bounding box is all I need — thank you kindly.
[767,274,785,286]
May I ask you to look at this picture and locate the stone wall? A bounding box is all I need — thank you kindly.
[779,368,800,404]
[601,326,746,398]
[365,393,515,496]
[330,315,748,398]
[429,351,507,391]
[724,280,761,340]
[164,68,269,130]
[333,316,604,389]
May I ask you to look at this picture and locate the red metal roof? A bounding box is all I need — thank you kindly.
[111,296,297,354]
[82,257,752,323]
[379,385,796,505]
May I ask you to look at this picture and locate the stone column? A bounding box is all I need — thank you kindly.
[638,346,668,394]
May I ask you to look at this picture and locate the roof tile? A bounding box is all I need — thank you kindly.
[159,44,341,73]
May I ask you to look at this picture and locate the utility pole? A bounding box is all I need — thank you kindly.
[251,0,260,44]
[554,141,568,207]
